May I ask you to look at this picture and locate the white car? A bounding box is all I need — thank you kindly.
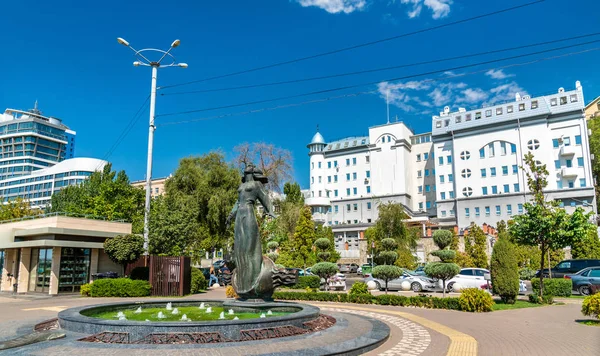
[445,268,489,291]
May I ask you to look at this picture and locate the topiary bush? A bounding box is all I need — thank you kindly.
[190,267,208,294]
[311,262,338,290]
[267,252,279,262]
[432,230,453,250]
[372,265,403,294]
[531,278,572,297]
[490,238,519,304]
[130,266,150,281]
[267,241,279,251]
[431,250,456,261]
[349,282,370,296]
[89,278,151,297]
[314,238,331,250]
[458,288,494,312]
[581,293,600,320]
[80,283,91,297]
[379,251,399,265]
[296,275,321,289]
[424,262,460,296]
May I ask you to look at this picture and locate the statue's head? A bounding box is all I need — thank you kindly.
[242,163,269,184]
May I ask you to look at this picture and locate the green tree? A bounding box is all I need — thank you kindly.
[490,237,519,304]
[311,262,338,291]
[466,224,489,269]
[50,164,145,233]
[0,197,39,221]
[509,152,593,297]
[587,116,600,210]
[372,265,403,294]
[283,182,304,205]
[314,225,340,263]
[571,227,600,259]
[278,206,316,269]
[103,234,144,275]
[148,153,239,257]
[426,229,461,297]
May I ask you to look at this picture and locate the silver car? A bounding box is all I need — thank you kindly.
[364,269,436,292]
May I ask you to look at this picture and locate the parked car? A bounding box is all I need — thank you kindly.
[535,259,600,279]
[286,268,306,277]
[413,265,427,276]
[348,263,359,274]
[565,266,600,295]
[364,269,436,292]
[357,266,362,274]
[338,264,351,273]
[481,280,527,294]
[445,268,489,291]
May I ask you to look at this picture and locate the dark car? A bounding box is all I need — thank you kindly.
[536,259,600,278]
[565,267,600,295]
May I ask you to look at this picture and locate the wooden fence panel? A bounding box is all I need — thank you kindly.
[148,256,190,296]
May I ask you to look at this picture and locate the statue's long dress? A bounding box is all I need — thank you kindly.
[232,181,274,299]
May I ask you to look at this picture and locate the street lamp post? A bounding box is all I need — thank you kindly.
[117,37,188,254]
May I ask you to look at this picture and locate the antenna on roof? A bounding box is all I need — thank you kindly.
[386,90,390,124]
[395,115,399,122]
[316,124,319,132]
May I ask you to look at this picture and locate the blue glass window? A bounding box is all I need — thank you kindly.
[490,167,496,177]
[557,180,563,189]
[481,168,486,178]
[353,187,357,195]
[425,185,431,192]
[512,165,518,174]
[502,166,508,175]
[366,186,371,193]
[482,187,488,195]
[440,175,445,183]
[475,207,480,217]
[448,174,453,182]
[504,184,509,193]
[554,160,561,169]
[518,204,523,214]
[367,202,372,209]
[426,201,431,209]
[480,148,485,158]
[511,144,517,154]
[577,157,584,167]
[447,155,452,164]
[366,170,371,178]
[425,169,430,177]
[441,192,446,200]
[492,186,498,194]
[580,178,586,187]
[418,186,423,193]
[552,139,560,148]
[514,183,520,192]
[438,157,443,165]
[575,135,582,145]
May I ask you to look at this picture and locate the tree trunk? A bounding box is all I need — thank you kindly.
[539,242,545,297]
[442,280,446,298]
[385,280,388,294]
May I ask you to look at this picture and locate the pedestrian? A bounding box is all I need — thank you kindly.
[209,266,218,287]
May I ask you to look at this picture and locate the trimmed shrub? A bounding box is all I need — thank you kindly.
[267,252,279,262]
[80,283,91,297]
[191,268,208,294]
[424,262,460,294]
[431,250,456,261]
[272,291,462,310]
[314,238,331,250]
[581,293,600,320]
[380,238,398,251]
[490,238,519,304]
[458,288,494,312]
[89,278,151,297]
[267,241,279,251]
[518,268,537,281]
[296,275,321,289]
[311,262,338,290]
[130,267,150,281]
[372,265,403,294]
[349,282,370,296]
[432,230,453,250]
[225,285,238,299]
[528,293,540,304]
[531,278,572,297]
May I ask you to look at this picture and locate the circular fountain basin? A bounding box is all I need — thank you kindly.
[58,300,319,341]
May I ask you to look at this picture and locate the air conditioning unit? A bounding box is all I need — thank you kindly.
[591,154,595,160]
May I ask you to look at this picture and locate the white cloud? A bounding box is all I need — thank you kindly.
[296,0,367,14]
[398,0,451,19]
[424,0,451,19]
[488,82,527,104]
[485,69,515,80]
[457,88,489,103]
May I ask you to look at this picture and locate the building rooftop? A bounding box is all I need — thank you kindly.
[310,131,326,145]
[325,136,370,152]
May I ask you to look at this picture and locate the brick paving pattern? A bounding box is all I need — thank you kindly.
[322,307,431,356]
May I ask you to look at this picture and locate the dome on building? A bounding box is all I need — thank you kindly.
[310,131,326,145]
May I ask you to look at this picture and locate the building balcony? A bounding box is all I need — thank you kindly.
[561,167,578,178]
[312,212,328,224]
[337,250,360,258]
[559,145,577,157]
[305,197,330,206]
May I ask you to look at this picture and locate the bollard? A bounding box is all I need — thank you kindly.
[13,283,18,295]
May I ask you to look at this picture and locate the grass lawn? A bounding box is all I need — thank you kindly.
[563,295,587,299]
[577,320,600,327]
[492,299,541,311]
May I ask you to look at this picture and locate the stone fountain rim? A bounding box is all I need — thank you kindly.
[58,299,319,328]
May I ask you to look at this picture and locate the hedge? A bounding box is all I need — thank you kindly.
[191,267,208,294]
[280,275,321,290]
[272,291,463,311]
[89,278,151,297]
[531,278,572,297]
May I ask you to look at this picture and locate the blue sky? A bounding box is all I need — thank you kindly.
[1,0,599,189]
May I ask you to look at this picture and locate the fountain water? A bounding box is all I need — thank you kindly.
[134,307,142,314]
[118,315,127,321]
[260,313,266,318]
[205,307,212,313]
[172,308,179,315]
[233,316,239,320]
[181,314,188,321]
[219,312,225,320]
[228,309,234,315]
[157,312,166,319]
[116,311,125,319]
[199,303,205,309]
[267,310,273,315]
[166,302,173,311]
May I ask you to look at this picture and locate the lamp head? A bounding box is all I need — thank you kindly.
[178,63,188,68]
[171,39,181,48]
[133,61,141,67]
[117,37,130,46]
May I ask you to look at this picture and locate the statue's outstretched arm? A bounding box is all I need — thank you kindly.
[257,183,276,219]
[226,201,239,227]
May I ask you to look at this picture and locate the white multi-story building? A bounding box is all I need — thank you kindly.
[306,122,434,258]
[433,81,595,228]
[307,81,596,260]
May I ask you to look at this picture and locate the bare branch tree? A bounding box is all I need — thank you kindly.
[233,142,293,193]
